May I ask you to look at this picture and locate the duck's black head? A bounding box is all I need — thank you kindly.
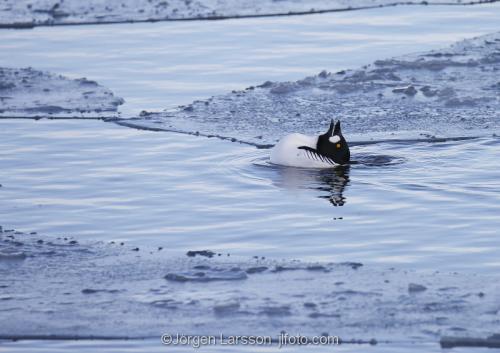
[316,119,350,165]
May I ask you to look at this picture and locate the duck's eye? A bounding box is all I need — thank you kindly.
[336,143,341,148]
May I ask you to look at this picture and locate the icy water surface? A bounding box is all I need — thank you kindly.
[2,3,500,352]
[0,340,484,353]
[1,118,499,272]
[1,4,500,115]
[1,0,497,27]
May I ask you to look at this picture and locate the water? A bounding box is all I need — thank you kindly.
[1,3,500,352]
[0,5,499,270]
[1,4,500,115]
[1,118,499,272]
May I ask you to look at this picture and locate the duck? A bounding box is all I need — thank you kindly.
[270,120,350,168]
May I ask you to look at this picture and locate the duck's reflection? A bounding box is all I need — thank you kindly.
[265,153,402,207]
[316,166,350,206]
[271,165,350,207]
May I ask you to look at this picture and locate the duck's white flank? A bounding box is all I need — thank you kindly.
[270,133,337,168]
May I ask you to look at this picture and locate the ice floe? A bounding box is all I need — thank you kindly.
[0,67,124,118]
[0,0,498,28]
[120,32,500,147]
[1,228,499,347]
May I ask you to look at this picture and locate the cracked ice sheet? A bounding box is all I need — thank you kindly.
[122,32,500,147]
[0,0,499,28]
[1,229,499,345]
[0,67,124,118]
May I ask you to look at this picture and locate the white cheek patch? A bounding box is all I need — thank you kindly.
[329,135,341,143]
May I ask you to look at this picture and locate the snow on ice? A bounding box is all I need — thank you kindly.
[1,228,499,345]
[121,32,500,147]
[0,67,124,118]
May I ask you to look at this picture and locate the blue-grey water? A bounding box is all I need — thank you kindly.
[1,4,500,115]
[1,3,500,353]
[1,118,499,273]
[0,339,475,353]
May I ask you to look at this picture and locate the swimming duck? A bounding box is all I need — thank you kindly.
[270,120,350,168]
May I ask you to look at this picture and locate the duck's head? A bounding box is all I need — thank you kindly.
[317,119,350,165]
